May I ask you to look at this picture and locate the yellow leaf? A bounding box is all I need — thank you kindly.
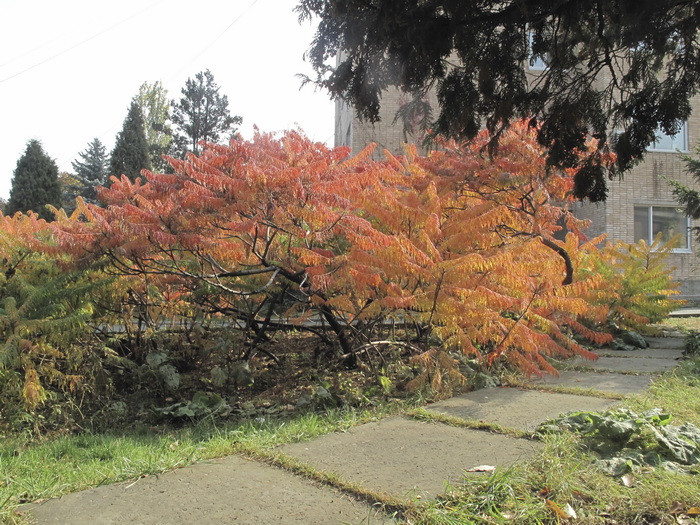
[687,507,700,517]
[546,500,576,519]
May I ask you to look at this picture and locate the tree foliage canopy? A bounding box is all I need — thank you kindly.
[109,100,152,182]
[138,81,173,172]
[55,125,617,376]
[1,126,679,433]
[6,140,62,220]
[171,69,241,157]
[72,138,108,204]
[671,142,700,239]
[297,0,700,201]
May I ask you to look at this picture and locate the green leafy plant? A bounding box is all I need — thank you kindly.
[295,380,344,410]
[0,260,110,432]
[155,391,229,419]
[581,234,682,334]
[538,408,700,475]
[684,330,700,357]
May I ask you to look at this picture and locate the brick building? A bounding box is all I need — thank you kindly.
[334,76,700,299]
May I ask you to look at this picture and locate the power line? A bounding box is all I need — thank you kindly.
[0,0,166,85]
[55,0,264,173]
[164,0,262,82]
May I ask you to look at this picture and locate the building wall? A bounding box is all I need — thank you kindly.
[586,96,700,298]
[343,86,414,159]
[334,98,353,149]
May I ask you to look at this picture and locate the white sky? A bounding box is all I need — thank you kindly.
[0,0,336,199]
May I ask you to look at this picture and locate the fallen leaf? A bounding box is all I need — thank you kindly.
[675,516,694,525]
[621,473,634,487]
[670,501,685,515]
[571,490,593,503]
[563,503,578,519]
[539,486,553,498]
[546,499,576,519]
[465,465,496,472]
[687,507,700,517]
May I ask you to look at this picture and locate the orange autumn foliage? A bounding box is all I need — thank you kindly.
[52,123,615,376]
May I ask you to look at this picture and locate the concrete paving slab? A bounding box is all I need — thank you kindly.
[645,336,686,350]
[279,416,540,500]
[596,347,684,359]
[424,387,616,431]
[23,455,394,525]
[570,356,678,373]
[668,308,700,317]
[525,370,653,395]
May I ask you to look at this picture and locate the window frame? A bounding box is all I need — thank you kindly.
[634,204,692,253]
[527,31,548,71]
[648,122,689,152]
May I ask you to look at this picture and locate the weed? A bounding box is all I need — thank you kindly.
[683,329,700,357]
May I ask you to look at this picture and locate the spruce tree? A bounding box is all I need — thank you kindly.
[72,138,108,204]
[6,140,62,221]
[109,100,152,182]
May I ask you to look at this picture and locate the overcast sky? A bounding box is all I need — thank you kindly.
[0,0,336,199]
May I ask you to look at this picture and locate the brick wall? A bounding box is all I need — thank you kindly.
[575,94,700,297]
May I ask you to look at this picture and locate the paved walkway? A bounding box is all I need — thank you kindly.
[22,336,685,524]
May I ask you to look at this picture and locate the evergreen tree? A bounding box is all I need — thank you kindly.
[6,140,62,221]
[671,143,700,244]
[298,0,700,201]
[58,172,84,215]
[109,100,152,182]
[72,138,108,204]
[171,70,241,157]
[138,81,173,172]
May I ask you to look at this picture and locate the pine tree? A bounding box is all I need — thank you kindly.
[171,70,241,157]
[109,100,152,182]
[6,140,62,221]
[72,138,108,204]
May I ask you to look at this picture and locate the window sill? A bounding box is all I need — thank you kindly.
[647,148,689,153]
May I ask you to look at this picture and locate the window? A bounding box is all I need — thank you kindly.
[528,31,548,70]
[648,122,688,152]
[634,205,691,251]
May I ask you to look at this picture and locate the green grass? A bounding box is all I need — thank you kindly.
[411,430,700,524]
[3,327,700,524]
[0,403,410,524]
[411,356,700,525]
[406,407,531,440]
[663,316,700,332]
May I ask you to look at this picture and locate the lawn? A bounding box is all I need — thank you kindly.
[2,320,700,524]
